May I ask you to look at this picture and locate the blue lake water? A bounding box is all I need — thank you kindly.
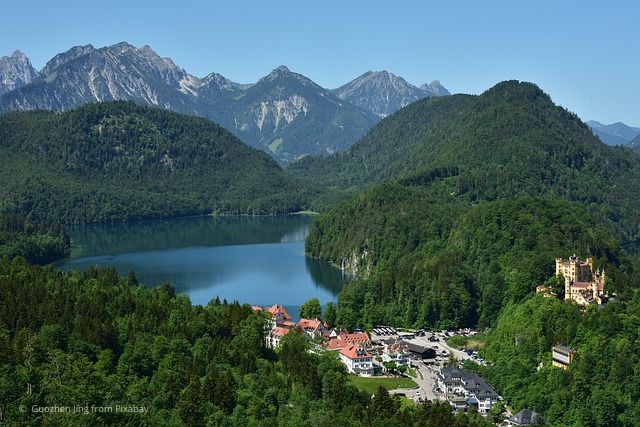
[57,215,349,314]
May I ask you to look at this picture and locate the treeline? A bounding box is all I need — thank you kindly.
[0,212,69,264]
[0,102,313,223]
[308,192,635,330]
[474,293,640,426]
[0,258,493,426]
[294,81,640,242]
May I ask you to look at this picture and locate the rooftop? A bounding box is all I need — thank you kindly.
[552,344,573,355]
[339,345,372,360]
[267,304,292,320]
[509,408,546,425]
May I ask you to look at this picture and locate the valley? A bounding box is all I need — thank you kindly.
[1,39,639,426]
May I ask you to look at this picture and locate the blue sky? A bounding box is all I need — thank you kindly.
[2,0,638,125]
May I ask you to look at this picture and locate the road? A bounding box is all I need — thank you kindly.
[388,362,446,402]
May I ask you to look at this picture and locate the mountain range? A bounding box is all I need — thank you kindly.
[587,120,640,146]
[0,43,449,164]
[332,70,449,118]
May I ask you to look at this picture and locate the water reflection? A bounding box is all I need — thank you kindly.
[58,215,349,308]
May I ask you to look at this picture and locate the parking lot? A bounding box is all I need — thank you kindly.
[371,327,487,401]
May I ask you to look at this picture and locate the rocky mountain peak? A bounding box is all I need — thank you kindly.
[273,65,290,73]
[10,50,28,59]
[0,50,37,94]
[262,65,289,80]
[420,80,450,96]
[41,44,96,76]
[334,70,449,118]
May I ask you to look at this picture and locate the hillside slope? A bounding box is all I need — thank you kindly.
[0,102,310,223]
[294,81,640,235]
[304,81,640,330]
[0,44,380,164]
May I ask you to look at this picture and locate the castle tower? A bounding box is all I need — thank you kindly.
[556,255,607,306]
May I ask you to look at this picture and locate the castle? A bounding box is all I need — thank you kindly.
[555,255,607,306]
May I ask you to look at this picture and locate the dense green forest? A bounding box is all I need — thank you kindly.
[304,81,640,329]
[302,80,640,425]
[473,292,640,426]
[0,258,495,427]
[0,102,312,223]
[309,192,635,330]
[0,212,69,264]
[293,81,640,241]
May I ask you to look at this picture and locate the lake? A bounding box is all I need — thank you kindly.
[56,215,349,317]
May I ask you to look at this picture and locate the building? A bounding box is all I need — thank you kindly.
[507,408,546,425]
[266,304,294,327]
[555,255,607,306]
[551,344,574,369]
[266,326,291,349]
[405,342,436,360]
[381,340,412,367]
[325,330,370,351]
[437,366,500,414]
[338,345,374,376]
[296,318,328,338]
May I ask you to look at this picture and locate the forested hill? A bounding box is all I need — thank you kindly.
[304,81,640,330]
[0,102,311,223]
[292,81,640,220]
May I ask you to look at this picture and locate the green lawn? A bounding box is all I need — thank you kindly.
[347,375,417,395]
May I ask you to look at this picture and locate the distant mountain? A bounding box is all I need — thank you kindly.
[587,120,640,146]
[333,71,449,118]
[0,43,379,164]
[0,43,198,113]
[0,102,310,223]
[203,66,379,163]
[420,80,450,97]
[0,50,36,95]
[631,135,640,152]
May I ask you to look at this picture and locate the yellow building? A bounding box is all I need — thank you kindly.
[555,255,606,306]
[552,344,574,369]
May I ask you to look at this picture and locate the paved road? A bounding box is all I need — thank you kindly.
[388,362,446,402]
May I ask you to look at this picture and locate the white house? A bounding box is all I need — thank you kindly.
[296,318,328,339]
[338,345,374,376]
[381,340,412,367]
[266,326,291,349]
[437,366,500,414]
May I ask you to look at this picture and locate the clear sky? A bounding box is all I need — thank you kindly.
[2,0,638,125]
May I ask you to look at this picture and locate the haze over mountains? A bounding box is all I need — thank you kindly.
[587,120,640,146]
[0,43,448,163]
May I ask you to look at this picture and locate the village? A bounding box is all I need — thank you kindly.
[252,253,611,426]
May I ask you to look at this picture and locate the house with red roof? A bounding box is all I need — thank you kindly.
[382,339,412,367]
[325,330,370,351]
[266,304,293,327]
[296,318,328,338]
[338,345,374,376]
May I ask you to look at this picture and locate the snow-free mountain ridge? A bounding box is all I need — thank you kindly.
[0,43,449,163]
